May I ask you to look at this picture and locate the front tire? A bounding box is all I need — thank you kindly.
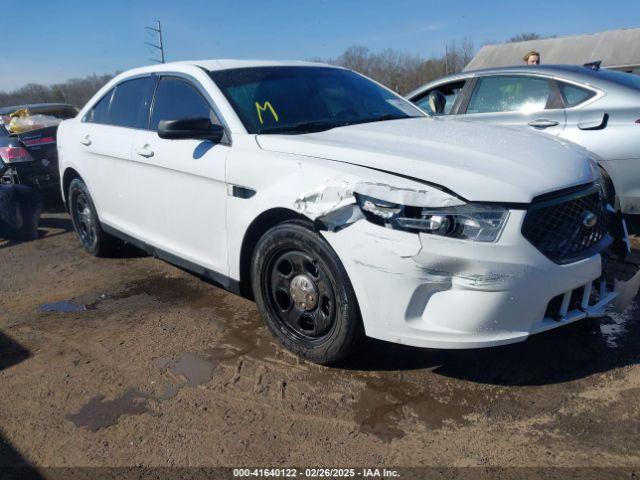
[68,178,120,257]
[251,220,363,364]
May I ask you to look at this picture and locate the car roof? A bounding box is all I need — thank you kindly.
[406,64,631,99]
[427,64,618,84]
[0,103,77,115]
[108,59,342,85]
[464,64,597,75]
[182,59,335,71]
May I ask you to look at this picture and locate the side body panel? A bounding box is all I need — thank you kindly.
[562,101,640,214]
[129,129,230,273]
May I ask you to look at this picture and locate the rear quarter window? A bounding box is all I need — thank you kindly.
[84,90,113,124]
[558,82,596,107]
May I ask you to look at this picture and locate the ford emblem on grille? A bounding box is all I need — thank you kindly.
[582,210,597,228]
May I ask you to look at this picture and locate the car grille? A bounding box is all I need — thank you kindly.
[522,184,609,264]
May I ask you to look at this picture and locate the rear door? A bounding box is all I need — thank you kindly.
[77,76,155,229]
[458,74,567,136]
[130,75,230,275]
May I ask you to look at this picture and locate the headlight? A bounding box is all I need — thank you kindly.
[356,194,509,242]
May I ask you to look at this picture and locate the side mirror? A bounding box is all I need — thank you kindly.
[157,118,225,142]
[427,90,446,115]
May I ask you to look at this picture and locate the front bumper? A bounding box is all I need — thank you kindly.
[322,210,639,349]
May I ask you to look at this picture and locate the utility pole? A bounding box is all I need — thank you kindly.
[444,44,449,75]
[145,20,165,63]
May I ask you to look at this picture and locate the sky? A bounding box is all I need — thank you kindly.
[3,0,639,91]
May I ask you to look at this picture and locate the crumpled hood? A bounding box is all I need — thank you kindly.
[256,118,597,203]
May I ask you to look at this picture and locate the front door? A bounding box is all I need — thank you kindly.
[130,75,230,275]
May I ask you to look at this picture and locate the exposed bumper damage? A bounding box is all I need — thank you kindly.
[295,180,640,349]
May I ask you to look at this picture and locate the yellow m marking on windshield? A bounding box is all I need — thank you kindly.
[255,101,279,124]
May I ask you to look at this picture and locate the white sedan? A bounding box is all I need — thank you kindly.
[56,59,636,364]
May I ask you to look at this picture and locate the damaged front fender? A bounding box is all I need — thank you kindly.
[294,178,465,232]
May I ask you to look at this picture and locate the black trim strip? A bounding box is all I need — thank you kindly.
[102,224,241,295]
[230,185,256,199]
[530,182,598,204]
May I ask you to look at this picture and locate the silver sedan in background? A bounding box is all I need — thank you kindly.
[407,65,640,217]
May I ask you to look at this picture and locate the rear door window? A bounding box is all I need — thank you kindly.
[106,77,155,128]
[414,80,466,115]
[150,77,217,131]
[466,76,554,114]
[558,82,596,107]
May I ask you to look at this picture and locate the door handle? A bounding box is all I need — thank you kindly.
[135,146,154,158]
[80,135,92,146]
[528,119,559,128]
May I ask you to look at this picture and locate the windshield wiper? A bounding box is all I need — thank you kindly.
[355,113,410,125]
[259,120,339,135]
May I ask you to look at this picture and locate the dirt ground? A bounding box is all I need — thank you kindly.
[1,210,640,476]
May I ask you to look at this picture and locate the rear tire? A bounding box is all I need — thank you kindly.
[251,220,364,364]
[68,178,120,257]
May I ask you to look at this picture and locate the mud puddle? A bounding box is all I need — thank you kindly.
[39,300,87,313]
[66,388,151,432]
[43,275,231,316]
[110,274,228,309]
[69,352,218,430]
[353,375,478,442]
[69,343,253,430]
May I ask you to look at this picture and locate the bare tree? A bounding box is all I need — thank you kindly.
[0,73,117,109]
[508,32,542,43]
[325,40,475,95]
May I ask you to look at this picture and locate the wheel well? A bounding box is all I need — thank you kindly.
[239,208,306,299]
[598,165,617,208]
[62,168,82,211]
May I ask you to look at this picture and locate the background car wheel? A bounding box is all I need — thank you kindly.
[251,220,364,364]
[68,178,120,257]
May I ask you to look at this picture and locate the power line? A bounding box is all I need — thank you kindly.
[145,20,165,64]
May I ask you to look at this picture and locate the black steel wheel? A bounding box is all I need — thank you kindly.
[251,220,363,364]
[68,178,119,257]
[72,189,97,250]
[265,249,337,343]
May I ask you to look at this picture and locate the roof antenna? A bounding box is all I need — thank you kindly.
[583,60,601,71]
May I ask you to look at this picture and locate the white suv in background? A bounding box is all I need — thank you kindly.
[57,60,638,364]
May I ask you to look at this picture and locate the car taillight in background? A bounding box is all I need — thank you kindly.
[0,146,34,164]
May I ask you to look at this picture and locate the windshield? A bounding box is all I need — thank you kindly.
[209,66,424,134]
